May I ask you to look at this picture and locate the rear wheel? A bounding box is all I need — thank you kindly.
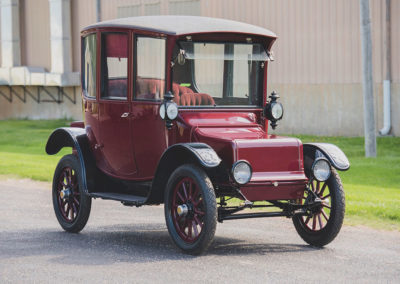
[292,168,345,247]
[164,164,217,255]
[52,154,91,233]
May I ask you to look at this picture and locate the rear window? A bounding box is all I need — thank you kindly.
[82,34,97,99]
[100,33,129,100]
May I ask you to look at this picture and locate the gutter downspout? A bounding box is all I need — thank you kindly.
[380,0,391,135]
[96,0,101,22]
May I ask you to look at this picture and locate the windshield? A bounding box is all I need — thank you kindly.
[172,42,268,107]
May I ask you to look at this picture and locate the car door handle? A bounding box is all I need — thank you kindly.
[121,112,130,118]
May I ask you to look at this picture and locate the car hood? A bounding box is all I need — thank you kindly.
[178,112,306,182]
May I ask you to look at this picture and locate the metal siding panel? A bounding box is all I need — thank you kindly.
[393,0,400,83]
[71,0,97,72]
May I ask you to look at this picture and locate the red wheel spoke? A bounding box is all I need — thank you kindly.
[311,181,315,192]
[322,193,331,200]
[66,168,72,184]
[72,203,78,215]
[171,176,204,243]
[182,183,188,200]
[194,208,205,216]
[319,183,327,197]
[323,204,331,209]
[304,216,311,225]
[318,213,323,229]
[192,186,199,200]
[194,216,203,229]
[176,191,185,202]
[321,209,329,221]
[312,216,317,230]
[316,181,320,194]
[66,204,70,218]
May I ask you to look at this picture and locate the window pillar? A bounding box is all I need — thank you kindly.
[0,0,21,67]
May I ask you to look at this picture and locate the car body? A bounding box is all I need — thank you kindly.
[46,16,350,254]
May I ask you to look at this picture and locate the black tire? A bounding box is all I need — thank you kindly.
[52,154,91,233]
[292,168,345,247]
[164,164,217,255]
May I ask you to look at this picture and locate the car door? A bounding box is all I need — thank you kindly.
[98,31,137,177]
[130,35,167,179]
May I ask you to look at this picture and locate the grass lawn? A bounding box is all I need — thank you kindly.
[0,120,399,230]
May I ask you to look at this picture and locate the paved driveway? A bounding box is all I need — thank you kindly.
[0,178,399,283]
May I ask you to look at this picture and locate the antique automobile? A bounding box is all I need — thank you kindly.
[46,16,350,254]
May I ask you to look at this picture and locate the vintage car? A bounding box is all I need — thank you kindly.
[46,16,349,254]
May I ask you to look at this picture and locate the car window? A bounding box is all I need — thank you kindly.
[135,37,166,101]
[82,34,97,99]
[100,33,129,100]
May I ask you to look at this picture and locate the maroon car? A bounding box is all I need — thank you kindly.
[46,16,349,254]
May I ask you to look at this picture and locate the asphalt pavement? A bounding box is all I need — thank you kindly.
[0,178,399,283]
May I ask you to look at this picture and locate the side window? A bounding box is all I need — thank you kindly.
[135,37,166,101]
[82,34,97,98]
[100,33,128,100]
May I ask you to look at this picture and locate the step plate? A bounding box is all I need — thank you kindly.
[90,192,147,205]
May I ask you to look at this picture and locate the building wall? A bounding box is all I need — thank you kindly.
[0,0,399,136]
[20,0,51,71]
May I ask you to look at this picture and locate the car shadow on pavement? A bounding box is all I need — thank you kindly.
[0,223,322,265]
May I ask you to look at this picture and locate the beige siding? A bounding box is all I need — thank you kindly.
[71,0,97,72]
[20,0,51,71]
[391,0,400,83]
[94,0,399,84]
[1,0,399,136]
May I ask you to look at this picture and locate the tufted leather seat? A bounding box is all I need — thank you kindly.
[136,77,214,106]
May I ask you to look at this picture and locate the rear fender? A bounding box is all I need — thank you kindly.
[303,143,350,176]
[147,143,224,204]
[46,127,96,193]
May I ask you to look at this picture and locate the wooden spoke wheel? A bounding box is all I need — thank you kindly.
[293,168,345,247]
[165,164,217,255]
[52,154,91,233]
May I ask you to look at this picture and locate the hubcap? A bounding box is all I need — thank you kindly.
[60,188,72,200]
[177,204,189,217]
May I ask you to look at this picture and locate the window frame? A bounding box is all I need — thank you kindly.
[133,34,167,102]
[172,40,267,109]
[81,33,97,100]
[99,31,130,102]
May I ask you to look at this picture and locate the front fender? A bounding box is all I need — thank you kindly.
[46,127,95,193]
[147,143,222,204]
[303,143,350,172]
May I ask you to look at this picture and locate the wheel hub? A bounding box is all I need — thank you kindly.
[60,188,72,200]
[177,204,189,216]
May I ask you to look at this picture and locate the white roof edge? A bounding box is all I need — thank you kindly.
[84,16,277,38]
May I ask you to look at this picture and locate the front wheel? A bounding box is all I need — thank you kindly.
[52,154,91,233]
[164,164,217,255]
[292,168,345,247]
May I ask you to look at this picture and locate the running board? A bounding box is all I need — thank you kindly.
[89,192,147,206]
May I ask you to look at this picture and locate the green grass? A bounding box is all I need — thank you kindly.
[293,135,400,230]
[0,120,71,181]
[0,120,399,230]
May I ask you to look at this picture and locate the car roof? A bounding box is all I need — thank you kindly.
[83,15,277,38]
